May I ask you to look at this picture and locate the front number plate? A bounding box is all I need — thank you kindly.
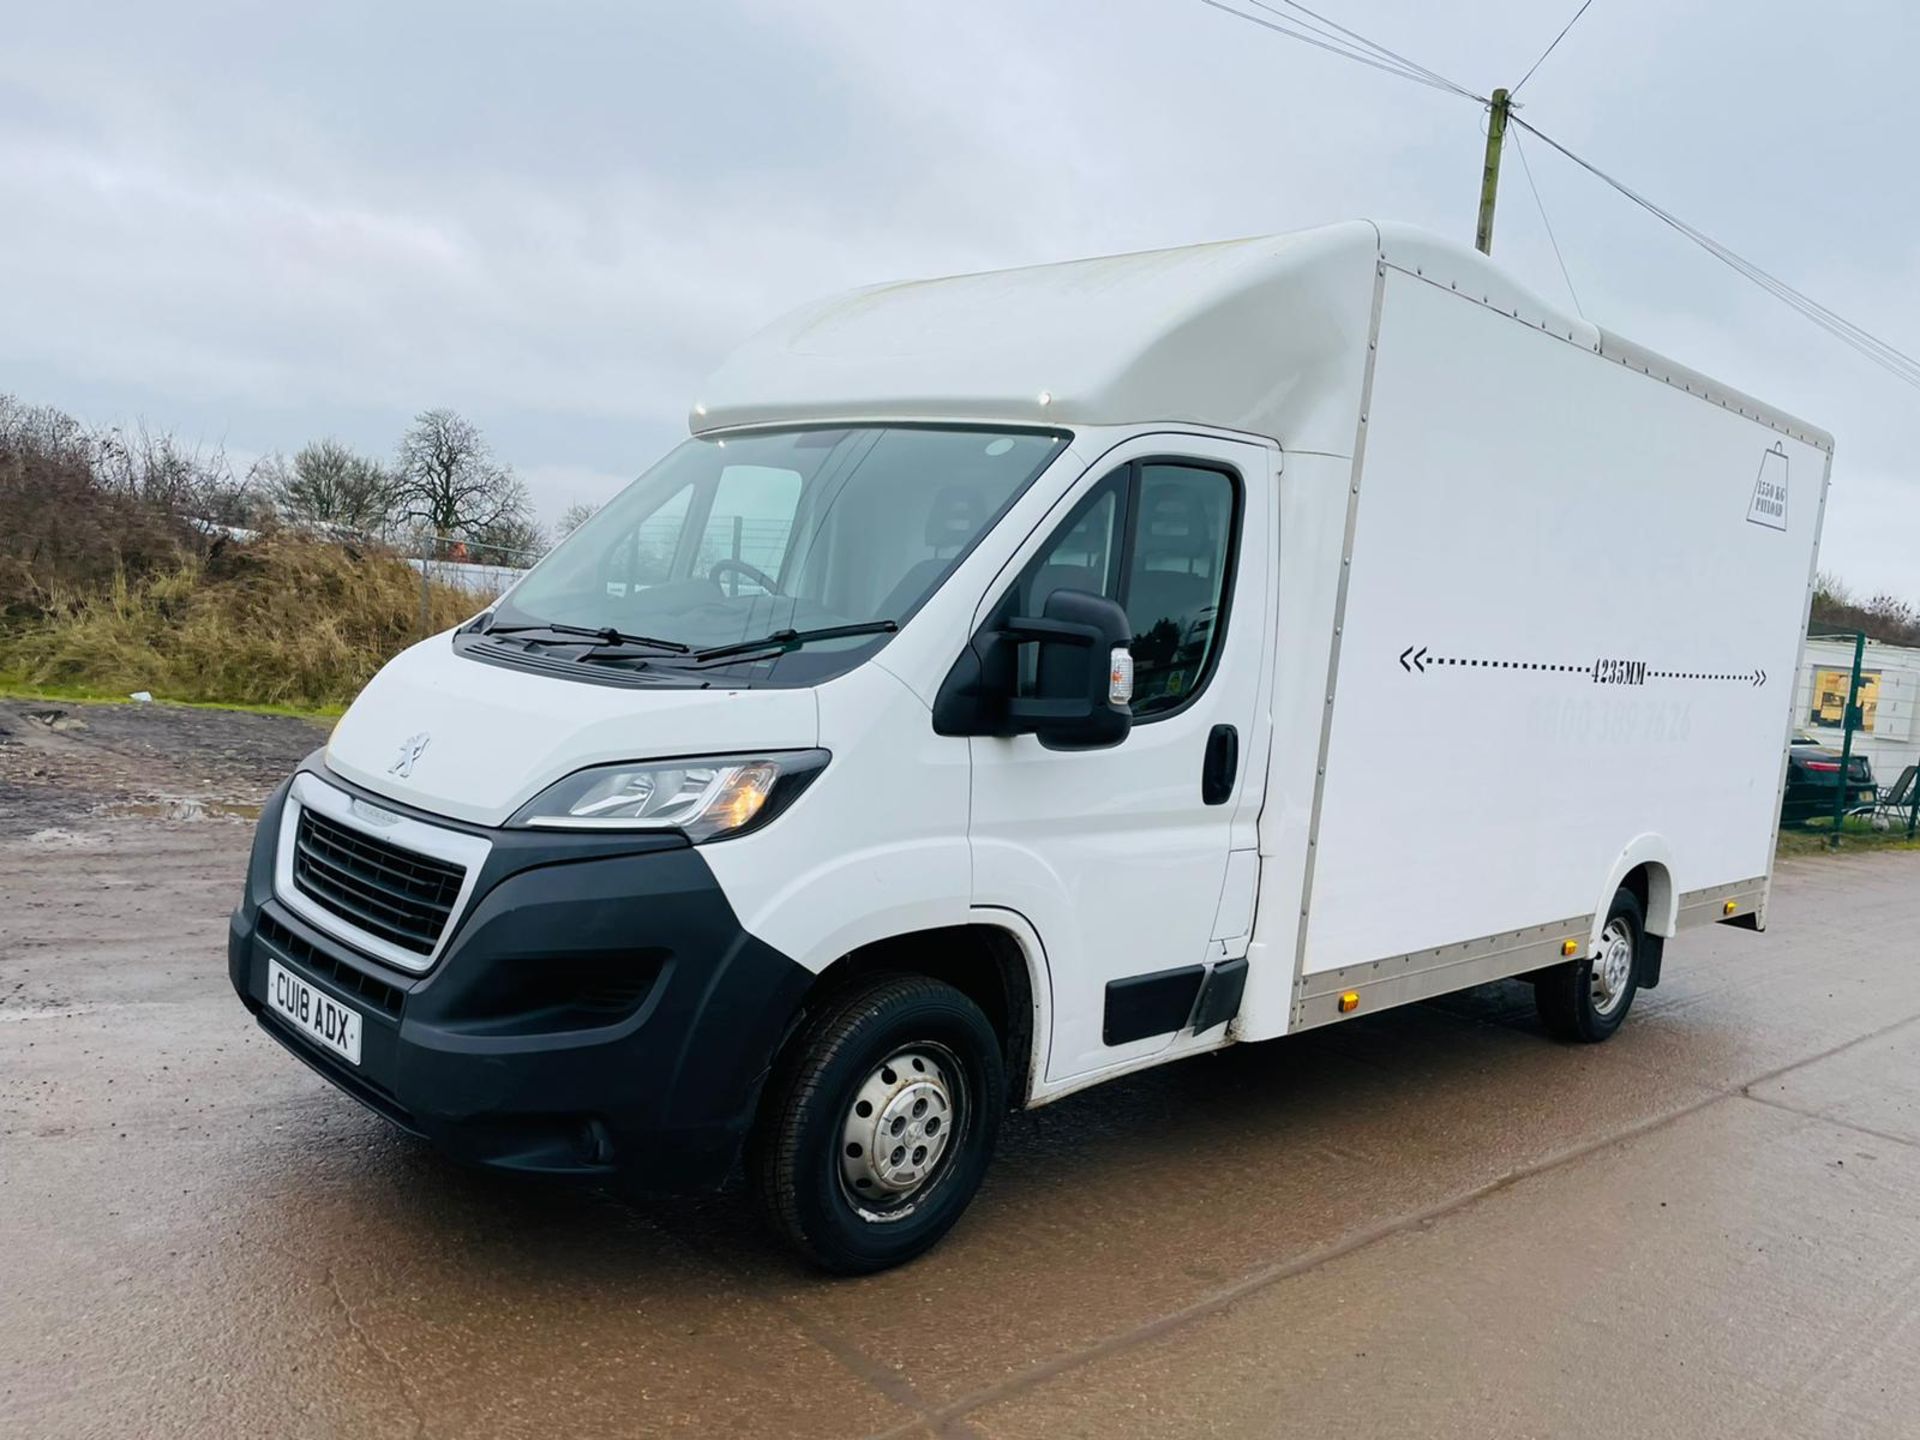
[267,958,363,1066]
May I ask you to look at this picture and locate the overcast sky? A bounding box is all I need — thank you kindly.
[3,0,1915,595]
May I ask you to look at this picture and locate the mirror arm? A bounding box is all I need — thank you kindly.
[998,616,1099,648]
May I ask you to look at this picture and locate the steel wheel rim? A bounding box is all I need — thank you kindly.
[1589,917,1635,1017]
[838,1043,967,1221]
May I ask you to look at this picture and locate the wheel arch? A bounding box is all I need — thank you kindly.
[1594,837,1677,941]
[777,918,1049,1109]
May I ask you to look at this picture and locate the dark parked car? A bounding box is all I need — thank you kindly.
[1782,731,1876,825]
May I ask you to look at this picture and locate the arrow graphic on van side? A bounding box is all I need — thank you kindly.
[1399,647,1770,688]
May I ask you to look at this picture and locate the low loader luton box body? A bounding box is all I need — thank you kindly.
[229,221,1831,1271]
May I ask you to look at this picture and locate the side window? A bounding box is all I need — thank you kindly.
[1124,464,1235,714]
[1013,478,1125,613]
[1002,460,1238,719]
[1002,475,1125,694]
[698,465,803,595]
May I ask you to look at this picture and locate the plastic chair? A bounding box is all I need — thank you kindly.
[1871,765,1919,825]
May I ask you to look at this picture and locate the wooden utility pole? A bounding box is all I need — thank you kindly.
[1475,88,1511,255]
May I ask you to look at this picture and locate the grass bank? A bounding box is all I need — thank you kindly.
[1778,817,1920,857]
[0,533,481,711]
[0,680,344,722]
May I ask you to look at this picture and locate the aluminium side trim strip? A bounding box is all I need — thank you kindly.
[1286,259,1390,1031]
[1291,877,1767,1032]
[1760,447,1836,927]
[1595,331,1833,452]
[1675,877,1768,931]
[1372,253,1830,453]
[1299,914,1591,997]
[1294,914,1593,1030]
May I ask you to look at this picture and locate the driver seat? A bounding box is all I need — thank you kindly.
[877,486,988,619]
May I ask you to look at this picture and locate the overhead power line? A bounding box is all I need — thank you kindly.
[1194,0,1483,100]
[1241,0,1483,100]
[1512,116,1920,391]
[1509,127,1584,318]
[1513,0,1596,96]
[1189,0,1920,392]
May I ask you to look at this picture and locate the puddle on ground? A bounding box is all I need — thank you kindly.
[101,796,262,823]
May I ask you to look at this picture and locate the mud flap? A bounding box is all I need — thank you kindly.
[1637,932,1666,990]
[1188,957,1249,1034]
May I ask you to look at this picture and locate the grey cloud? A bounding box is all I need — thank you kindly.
[0,0,1913,592]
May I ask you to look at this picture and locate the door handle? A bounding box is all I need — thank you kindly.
[1202,724,1239,806]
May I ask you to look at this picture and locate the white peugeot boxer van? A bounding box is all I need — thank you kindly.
[230,222,1830,1272]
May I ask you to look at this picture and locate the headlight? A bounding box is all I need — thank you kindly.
[507,750,829,841]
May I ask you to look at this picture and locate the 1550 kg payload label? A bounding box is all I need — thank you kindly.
[1747,444,1789,531]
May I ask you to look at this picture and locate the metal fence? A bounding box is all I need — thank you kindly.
[406,533,543,636]
[1791,627,1920,846]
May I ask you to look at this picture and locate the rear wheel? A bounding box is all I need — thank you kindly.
[1535,888,1644,1043]
[749,973,1005,1274]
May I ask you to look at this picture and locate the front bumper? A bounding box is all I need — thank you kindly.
[229,765,812,1188]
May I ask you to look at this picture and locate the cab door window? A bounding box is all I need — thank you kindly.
[1123,464,1235,713]
[1002,459,1239,719]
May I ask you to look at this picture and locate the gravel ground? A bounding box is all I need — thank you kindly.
[0,698,329,836]
[6,698,1920,1438]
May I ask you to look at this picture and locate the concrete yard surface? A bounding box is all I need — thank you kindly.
[4,698,1920,1438]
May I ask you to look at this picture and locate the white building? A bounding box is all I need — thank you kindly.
[1796,634,1920,788]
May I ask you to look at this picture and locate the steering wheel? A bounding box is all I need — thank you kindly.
[709,557,784,597]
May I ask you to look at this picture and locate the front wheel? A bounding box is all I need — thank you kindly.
[1534,888,1644,1043]
[749,974,1005,1274]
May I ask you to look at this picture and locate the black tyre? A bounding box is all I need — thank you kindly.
[749,973,1005,1275]
[1535,888,1645,1043]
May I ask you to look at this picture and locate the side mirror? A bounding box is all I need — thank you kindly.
[932,587,1135,747]
[1002,589,1135,749]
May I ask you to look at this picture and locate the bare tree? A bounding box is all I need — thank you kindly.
[259,439,397,534]
[0,395,192,606]
[1812,571,1854,607]
[555,500,598,539]
[1810,571,1920,647]
[393,409,531,547]
[0,395,90,465]
[1867,592,1919,633]
[89,421,263,527]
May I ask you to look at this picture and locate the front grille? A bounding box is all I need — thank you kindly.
[293,806,465,956]
[258,911,406,1019]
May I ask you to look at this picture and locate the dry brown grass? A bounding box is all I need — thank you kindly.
[0,532,483,709]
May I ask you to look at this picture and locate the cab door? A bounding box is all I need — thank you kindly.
[966,435,1271,1081]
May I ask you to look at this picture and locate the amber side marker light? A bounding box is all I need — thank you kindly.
[1561,939,1579,957]
[1724,900,1739,915]
[1337,992,1361,1014]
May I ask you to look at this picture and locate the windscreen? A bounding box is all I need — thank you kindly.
[492,426,1064,682]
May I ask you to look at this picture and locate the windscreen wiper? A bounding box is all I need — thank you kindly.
[485,620,691,654]
[691,620,898,663]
